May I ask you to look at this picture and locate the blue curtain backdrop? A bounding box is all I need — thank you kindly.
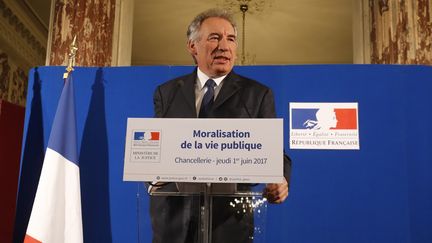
[14,65,432,243]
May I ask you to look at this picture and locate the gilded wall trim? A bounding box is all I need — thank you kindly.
[0,50,28,106]
[0,0,47,106]
[0,0,46,63]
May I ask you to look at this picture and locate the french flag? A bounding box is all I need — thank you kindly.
[24,74,83,243]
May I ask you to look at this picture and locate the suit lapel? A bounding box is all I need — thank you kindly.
[213,71,242,109]
[179,72,198,116]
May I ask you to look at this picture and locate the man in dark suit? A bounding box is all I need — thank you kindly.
[150,8,291,243]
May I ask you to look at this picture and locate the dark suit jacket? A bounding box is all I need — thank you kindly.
[150,70,292,243]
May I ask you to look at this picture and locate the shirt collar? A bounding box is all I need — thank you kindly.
[197,68,226,89]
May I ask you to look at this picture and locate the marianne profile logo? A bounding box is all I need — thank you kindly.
[130,130,161,163]
[133,130,161,148]
[292,108,357,130]
[134,131,160,141]
[290,103,359,150]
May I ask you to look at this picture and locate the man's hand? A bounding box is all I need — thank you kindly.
[263,177,289,204]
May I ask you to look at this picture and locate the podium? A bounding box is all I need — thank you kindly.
[124,118,283,242]
[140,182,268,243]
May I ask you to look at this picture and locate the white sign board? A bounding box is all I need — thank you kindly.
[123,118,283,183]
[289,102,360,150]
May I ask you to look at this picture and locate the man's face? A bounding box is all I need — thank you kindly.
[188,17,237,78]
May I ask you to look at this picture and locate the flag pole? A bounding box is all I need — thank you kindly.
[63,35,78,79]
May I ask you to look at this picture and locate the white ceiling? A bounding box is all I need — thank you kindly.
[132,0,353,65]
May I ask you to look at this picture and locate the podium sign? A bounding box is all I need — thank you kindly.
[123,118,283,183]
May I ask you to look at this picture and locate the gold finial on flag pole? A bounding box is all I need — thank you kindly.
[63,35,78,79]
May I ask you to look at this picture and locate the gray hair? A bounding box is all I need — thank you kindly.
[187,8,237,42]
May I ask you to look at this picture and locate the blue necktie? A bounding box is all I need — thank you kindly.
[199,79,216,118]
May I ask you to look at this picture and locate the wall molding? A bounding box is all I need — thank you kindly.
[111,0,134,66]
[0,0,46,66]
